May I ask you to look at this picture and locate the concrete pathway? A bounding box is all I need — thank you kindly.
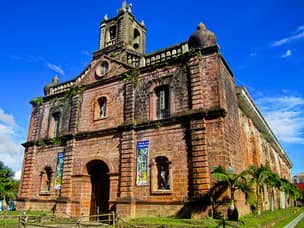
[284,212,304,228]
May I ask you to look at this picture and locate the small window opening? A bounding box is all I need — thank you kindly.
[98,97,107,118]
[156,156,170,190]
[40,166,52,193]
[109,26,116,40]
[52,112,61,138]
[155,86,170,119]
[134,29,140,39]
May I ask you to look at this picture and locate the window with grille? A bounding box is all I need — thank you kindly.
[155,85,170,119]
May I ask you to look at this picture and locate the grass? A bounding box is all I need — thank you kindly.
[295,215,304,228]
[1,207,304,227]
[240,207,304,227]
[128,207,304,227]
[128,217,221,227]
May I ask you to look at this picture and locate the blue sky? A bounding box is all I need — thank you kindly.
[0,0,303,178]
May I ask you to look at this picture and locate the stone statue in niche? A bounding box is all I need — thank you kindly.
[157,164,169,190]
[99,97,107,117]
[160,166,168,189]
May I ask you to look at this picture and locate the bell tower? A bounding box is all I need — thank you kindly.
[95,1,146,66]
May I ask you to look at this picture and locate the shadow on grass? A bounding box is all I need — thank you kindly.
[176,183,229,219]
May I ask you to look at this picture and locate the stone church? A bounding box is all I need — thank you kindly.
[17,2,292,218]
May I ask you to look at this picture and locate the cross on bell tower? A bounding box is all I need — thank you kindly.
[95,1,146,66]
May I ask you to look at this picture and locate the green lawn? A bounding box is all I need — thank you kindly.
[240,207,304,227]
[1,207,303,227]
[295,213,304,228]
[127,207,304,228]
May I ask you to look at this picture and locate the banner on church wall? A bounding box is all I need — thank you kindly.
[54,152,64,190]
[136,141,149,186]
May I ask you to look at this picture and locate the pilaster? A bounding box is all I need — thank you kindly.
[189,118,210,197]
[117,129,136,218]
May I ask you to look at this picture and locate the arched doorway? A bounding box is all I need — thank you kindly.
[86,160,110,217]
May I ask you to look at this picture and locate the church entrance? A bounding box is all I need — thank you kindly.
[86,160,110,218]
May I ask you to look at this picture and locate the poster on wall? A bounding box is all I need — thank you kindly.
[54,152,65,190]
[136,141,149,186]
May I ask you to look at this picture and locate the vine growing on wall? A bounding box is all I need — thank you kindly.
[123,68,141,87]
[64,86,85,100]
[31,96,44,106]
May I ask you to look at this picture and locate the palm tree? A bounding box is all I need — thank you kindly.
[279,178,302,207]
[247,165,273,215]
[212,166,252,221]
[265,172,281,211]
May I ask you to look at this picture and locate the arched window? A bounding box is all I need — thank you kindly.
[155,156,170,190]
[52,112,61,138]
[134,29,140,40]
[133,29,140,50]
[155,85,170,119]
[98,97,107,118]
[109,26,116,40]
[40,166,52,194]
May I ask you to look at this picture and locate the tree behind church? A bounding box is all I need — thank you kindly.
[0,161,19,209]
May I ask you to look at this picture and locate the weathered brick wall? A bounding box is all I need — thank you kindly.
[134,124,188,201]
[72,136,120,175]
[116,123,189,218]
[239,109,290,176]
[17,145,64,212]
[199,53,221,110]
[219,60,243,173]
[78,81,124,132]
[134,66,189,122]
[239,107,291,210]
[30,145,64,198]
[18,146,36,199]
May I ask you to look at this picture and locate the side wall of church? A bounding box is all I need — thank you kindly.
[239,108,292,210]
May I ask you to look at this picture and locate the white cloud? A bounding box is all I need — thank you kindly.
[281,49,292,58]
[272,30,304,47]
[249,52,257,57]
[0,108,24,174]
[80,50,91,56]
[14,170,21,180]
[47,63,65,75]
[0,108,15,126]
[10,55,65,76]
[297,25,304,31]
[256,95,304,144]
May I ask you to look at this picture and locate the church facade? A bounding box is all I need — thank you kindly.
[17,2,292,218]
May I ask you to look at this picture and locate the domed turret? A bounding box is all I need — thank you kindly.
[188,23,216,50]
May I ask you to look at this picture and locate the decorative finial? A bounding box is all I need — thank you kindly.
[122,0,127,10]
[52,76,59,83]
[197,22,206,30]
[141,20,145,26]
[104,14,108,21]
[118,0,127,14]
[127,3,132,13]
[44,76,59,95]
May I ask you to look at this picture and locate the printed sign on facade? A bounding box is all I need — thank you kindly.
[54,152,64,190]
[136,141,149,186]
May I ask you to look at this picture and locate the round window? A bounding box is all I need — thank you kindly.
[100,61,109,75]
[96,61,109,77]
